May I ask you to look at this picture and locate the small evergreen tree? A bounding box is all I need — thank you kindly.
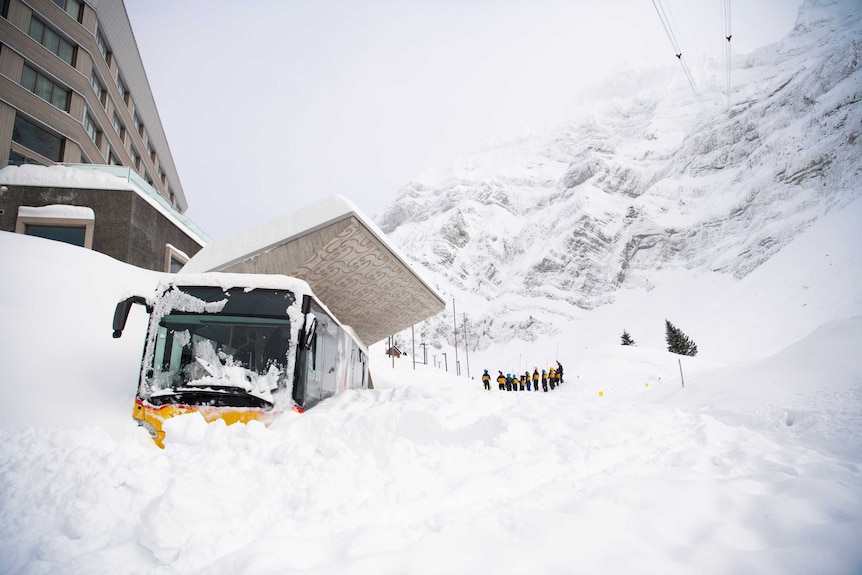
[621,330,636,346]
[665,320,698,356]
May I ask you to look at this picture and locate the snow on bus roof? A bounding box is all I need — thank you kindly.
[159,272,365,352]
[158,272,313,296]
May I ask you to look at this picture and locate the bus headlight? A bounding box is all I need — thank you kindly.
[135,418,158,438]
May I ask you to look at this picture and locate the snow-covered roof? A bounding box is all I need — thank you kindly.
[156,272,313,295]
[181,195,446,345]
[0,165,208,246]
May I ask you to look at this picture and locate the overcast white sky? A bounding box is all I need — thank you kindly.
[125,0,799,240]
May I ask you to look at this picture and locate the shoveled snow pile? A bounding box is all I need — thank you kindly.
[1,190,860,573]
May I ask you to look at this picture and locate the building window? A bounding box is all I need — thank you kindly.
[132,113,143,136]
[146,141,155,162]
[12,115,64,162]
[25,224,86,245]
[159,169,166,185]
[108,148,119,165]
[8,150,38,166]
[95,29,110,64]
[130,147,141,171]
[90,70,106,107]
[165,244,189,273]
[51,0,82,22]
[28,17,75,66]
[112,113,125,142]
[21,64,70,111]
[115,72,128,105]
[83,111,100,146]
[16,205,95,249]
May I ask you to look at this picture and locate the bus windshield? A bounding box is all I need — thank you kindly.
[143,287,296,406]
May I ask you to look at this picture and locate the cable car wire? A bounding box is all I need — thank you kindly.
[723,0,732,108]
[650,0,703,103]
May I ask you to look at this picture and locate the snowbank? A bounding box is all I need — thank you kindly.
[1,216,861,573]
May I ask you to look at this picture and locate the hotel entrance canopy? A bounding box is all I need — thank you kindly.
[181,196,445,344]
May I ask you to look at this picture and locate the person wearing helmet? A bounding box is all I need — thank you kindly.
[525,370,532,391]
[541,369,548,392]
[482,370,491,390]
[532,367,540,392]
[506,373,513,392]
[549,367,556,390]
[497,371,506,391]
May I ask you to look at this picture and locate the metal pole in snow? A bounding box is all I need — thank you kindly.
[463,313,470,380]
[452,298,459,376]
[678,358,685,388]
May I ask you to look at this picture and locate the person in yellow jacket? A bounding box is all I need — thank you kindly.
[532,367,540,392]
[482,370,491,390]
[497,371,506,391]
[549,367,556,390]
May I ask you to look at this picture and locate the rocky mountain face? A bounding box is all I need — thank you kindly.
[378,0,861,350]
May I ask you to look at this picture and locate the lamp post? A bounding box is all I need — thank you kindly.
[442,352,448,372]
[420,343,427,365]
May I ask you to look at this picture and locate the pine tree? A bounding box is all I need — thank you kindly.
[621,330,636,346]
[665,320,698,356]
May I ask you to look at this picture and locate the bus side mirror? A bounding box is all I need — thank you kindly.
[113,296,148,338]
[303,317,318,349]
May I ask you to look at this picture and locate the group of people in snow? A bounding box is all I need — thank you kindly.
[481,362,564,393]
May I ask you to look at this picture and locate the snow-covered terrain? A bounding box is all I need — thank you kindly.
[379,0,862,348]
[2,0,861,572]
[0,209,861,573]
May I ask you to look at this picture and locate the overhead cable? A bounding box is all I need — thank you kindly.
[650,0,703,103]
[723,0,732,109]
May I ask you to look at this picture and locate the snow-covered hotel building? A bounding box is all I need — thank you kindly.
[0,0,205,271]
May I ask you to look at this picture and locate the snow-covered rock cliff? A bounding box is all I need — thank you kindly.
[378,0,861,350]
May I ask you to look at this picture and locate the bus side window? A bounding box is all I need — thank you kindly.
[310,331,317,370]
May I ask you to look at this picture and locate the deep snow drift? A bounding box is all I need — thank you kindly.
[1,190,860,573]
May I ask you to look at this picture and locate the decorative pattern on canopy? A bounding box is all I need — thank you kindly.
[182,197,445,345]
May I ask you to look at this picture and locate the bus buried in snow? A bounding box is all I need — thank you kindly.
[112,273,369,447]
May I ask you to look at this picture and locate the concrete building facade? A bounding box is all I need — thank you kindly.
[0,0,205,271]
